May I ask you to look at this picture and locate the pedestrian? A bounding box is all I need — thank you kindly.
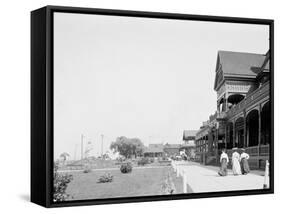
[232,147,241,175]
[240,148,250,175]
[218,149,229,176]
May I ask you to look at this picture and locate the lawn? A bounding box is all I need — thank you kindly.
[65,166,183,200]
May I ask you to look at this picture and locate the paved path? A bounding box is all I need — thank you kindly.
[173,161,267,193]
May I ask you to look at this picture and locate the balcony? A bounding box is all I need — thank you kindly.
[226,81,270,119]
[216,111,227,120]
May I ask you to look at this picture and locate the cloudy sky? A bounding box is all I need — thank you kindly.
[53,12,269,159]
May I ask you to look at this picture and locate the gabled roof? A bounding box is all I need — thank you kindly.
[180,141,196,148]
[218,50,266,76]
[255,50,270,83]
[259,50,270,73]
[214,51,266,90]
[144,144,164,153]
[183,130,198,140]
[164,143,181,149]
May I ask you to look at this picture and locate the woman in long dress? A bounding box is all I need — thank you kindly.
[240,149,250,174]
[232,148,241,175]
[218,149,229,176]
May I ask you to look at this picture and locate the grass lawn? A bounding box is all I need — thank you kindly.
[66,166,182,200]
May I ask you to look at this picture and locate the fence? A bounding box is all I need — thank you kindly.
[171,160,189,193]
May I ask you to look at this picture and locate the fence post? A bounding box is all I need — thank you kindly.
[179,165,183,177]
[183,170,187,193]
[263,160,269,189]
[178,165,182,177]
[176,164,180,177]
[172,161,176,172]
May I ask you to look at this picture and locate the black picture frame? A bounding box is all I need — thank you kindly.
[31,5,274,208]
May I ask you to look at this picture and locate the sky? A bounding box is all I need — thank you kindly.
[53,12,269,159]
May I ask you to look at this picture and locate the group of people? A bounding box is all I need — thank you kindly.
[218,147,250,176]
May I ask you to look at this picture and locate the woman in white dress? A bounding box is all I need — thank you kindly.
[232,148,241,175]
[218,149,229,176]
[240,148,250,174]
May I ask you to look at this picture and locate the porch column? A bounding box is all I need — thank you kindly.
[258,104,262,169]
[225,92,229,111]
[224,124,227,149]
[209,135,212,153]
[243,111,247,148]
[215,129,218,163]
[233,121,235,147]
[204,137,206,153]
[203,136,205,153]
[258,104,262,155]
[205,136,207,153]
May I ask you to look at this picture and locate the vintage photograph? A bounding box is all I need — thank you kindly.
[53,12,271,202]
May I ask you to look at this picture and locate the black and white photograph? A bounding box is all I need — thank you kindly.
[52,10,272,202]
[2,0,281,212]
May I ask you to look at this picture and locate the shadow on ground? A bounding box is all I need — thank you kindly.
[19,194,30,202]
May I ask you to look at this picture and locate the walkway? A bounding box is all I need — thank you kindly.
[172,161,268,193]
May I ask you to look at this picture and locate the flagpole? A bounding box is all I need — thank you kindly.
[81,134,84,160]
[101,134,104,157]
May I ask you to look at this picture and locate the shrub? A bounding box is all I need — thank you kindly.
[83,168,91,173]
[98,173,114,183]
[53,162,73,202]
[83,165,91,173]
[137,157,150,166]
[120,162,133,173]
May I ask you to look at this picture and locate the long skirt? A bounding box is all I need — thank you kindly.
[241,158,250,174]
[218,158,228,176]
[232,158,241,175]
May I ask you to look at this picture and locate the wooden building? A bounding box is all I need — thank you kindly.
[143,144,164,157]
[163,143,181,156]
[195,50,270,169]
[182,130,197,160]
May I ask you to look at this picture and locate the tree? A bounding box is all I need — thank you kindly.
[110,136,144,159]
[131,138,145,158]
[60,152,70,165]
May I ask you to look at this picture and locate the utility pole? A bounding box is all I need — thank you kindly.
[74,143,78,160]
[81,134,84,160]
[148,135,152,145]
[101,134,104,157]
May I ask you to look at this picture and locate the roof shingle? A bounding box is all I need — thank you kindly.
[218,51,266,77]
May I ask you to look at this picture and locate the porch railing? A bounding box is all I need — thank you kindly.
[244,145,269,157]
[226,81,269,119]
[225,144,269,158]
[246,146,259,156]
[260,144,270,156]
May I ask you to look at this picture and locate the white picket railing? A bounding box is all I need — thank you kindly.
[171,160,188,193]
[263,160,270,189]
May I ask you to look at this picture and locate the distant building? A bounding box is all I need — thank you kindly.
[163,143,181,156]
[143,144,164,157]
[143,143,184,158]
[182,130,197,159]
[195,50,270,169]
